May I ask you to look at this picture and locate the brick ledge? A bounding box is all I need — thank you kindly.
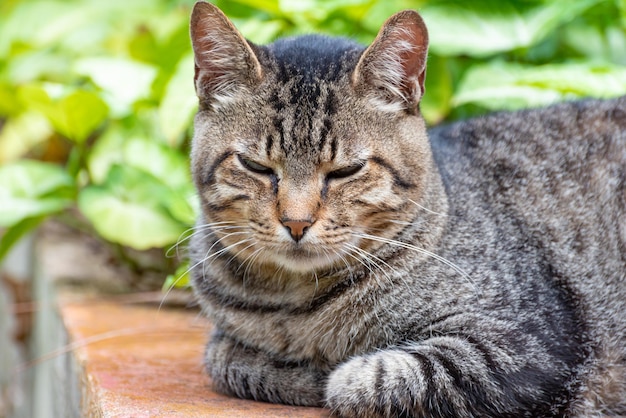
[59,294,328,417]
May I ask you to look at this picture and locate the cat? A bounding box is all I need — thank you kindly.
[188,2,626,417]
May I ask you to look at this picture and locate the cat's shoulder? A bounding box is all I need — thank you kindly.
[428,96,626,198]
[428,95,626,149]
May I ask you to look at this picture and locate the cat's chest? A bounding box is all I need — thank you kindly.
[208,278,411,364]
[207,261,481,366]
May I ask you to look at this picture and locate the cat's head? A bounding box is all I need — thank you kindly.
[190,2,433,275]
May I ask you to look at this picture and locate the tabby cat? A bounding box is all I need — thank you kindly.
[188,2,626,417]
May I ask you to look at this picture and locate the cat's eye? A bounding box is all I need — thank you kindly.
[237,155,274,175]
[327,163,365,180]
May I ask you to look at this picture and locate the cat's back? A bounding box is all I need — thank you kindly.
[429,96,625,272]
[430,96,626,183]
[429,97,626,412]
[429,96,626,304]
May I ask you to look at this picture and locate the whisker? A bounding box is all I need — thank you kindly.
[331,247,354,278]
[273,263,287,286]
[312,270,319,296]
[408,198,448,217]
[192,231,254,282]
[195,231,252,271]
[200,237,255,282]
[339,247,378,281]
[234,245,262,274]
[166,222,243,258]
[242,247,265,291]
[160,232,252,310]
[353,232,476,292]
[388,220,413,226]
[344,243,397,285]
[321,245,341,272]
[203,237,254,267]
[345,244,406,291]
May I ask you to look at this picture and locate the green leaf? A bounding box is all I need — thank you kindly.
[129,13,190,69]
[86,126,126,185]
[0,160,74,227]
[17,84,108,143]
[563,23,626,65]
[158,53,197,147]
[421,0,601,57]
[88,130,191,188]
[362,0,423,36]
[0,216,46,264]
[0,111,52,163]
[122,137,191,189]
[4,48,70,84]
[162,260,191,291]
[619,0,626,26]
[164,192,198,227]
[278,0,370,17]
[73,57,158,116]
[421,54,453,124]
[216,0,282,16]
[453,61,626,110]
[78,165,188,250]
[0,83,21,116]
[0,0,159,57]
[86,132,198,226]
[121,137,198,225]
[53,90,109,143]
[0,1,75,56]
[236,19,285,44]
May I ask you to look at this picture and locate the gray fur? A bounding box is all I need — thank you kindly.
[188,2,626,417]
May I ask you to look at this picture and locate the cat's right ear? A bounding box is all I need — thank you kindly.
[353,10,429,114]
[190,2,263,108]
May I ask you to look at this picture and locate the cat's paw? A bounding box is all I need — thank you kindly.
[205,331,326,406]
[326,350,423,418]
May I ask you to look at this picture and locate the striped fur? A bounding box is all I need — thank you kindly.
[189,2,626,417]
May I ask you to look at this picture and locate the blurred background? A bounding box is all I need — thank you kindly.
[1,0,626,287]
[0,1,625,416]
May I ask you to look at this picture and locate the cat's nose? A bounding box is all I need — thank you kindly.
[282,219,313,242]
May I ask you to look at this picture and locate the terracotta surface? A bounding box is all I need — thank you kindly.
[59,295,329,417]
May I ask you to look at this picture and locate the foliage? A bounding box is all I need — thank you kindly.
[1,0,625,285]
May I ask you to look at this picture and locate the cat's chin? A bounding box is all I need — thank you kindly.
[270,250,337,274]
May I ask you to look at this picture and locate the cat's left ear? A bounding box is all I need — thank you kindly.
[353,10,428,113]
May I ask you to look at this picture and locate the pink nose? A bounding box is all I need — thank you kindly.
[282,220,313,242]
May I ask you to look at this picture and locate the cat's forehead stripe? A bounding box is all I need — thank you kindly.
[265,134,274,158]
[266,81,341,163]
[258,35,365,163]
